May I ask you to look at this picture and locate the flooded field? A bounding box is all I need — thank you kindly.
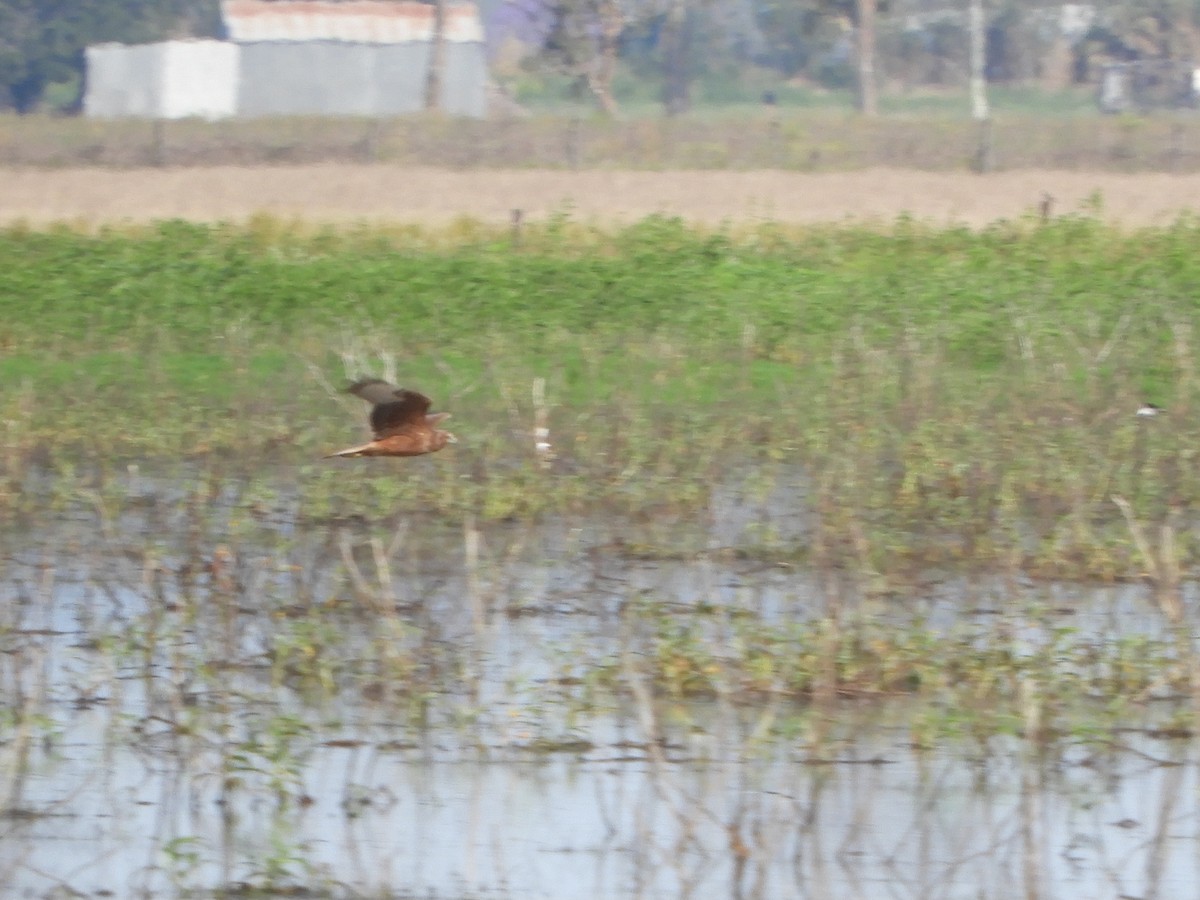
[9,216,1200,898]
[3,465,1199,900]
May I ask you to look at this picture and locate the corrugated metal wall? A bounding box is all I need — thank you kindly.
[239,42,387,116]
[85,41,240,120]
[161,42,240,119]
[86,43,166,119]
[86,40,487,119]
[86,2,489,120]
[440,42,488,117]
[238,42,485,117]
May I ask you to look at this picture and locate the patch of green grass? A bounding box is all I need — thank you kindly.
[0,213,1195,356]
[5,215,1200,580]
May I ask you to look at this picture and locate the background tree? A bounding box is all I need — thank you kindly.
[857,0,877,114]
[658,0,693,114]
[655,0,761,116]
[753,0,831,81]
[0,0,218,113]
[759,0,888,113]
[533,0,628,115]
[424,0,448,110]
[1077,0,1200,77]
[503,0,1200,113]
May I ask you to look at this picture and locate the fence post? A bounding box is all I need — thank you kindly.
[1169,122,1184,173]
[1039,192,1054,221]
[151,119,167,167]
[768,117,783,167]
[974,117,994,174]
[511,209,523,247]
[361,118,384,163]
[565,117,580,170]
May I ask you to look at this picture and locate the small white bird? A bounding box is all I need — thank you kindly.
[1136,403,1164,418]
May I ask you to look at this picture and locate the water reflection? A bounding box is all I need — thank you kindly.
[4,707,1200,899]
[0,469,1197,898]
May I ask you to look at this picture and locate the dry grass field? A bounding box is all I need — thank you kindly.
[3,165,1200,227]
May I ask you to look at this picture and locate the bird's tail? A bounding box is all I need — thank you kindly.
[323,442,375,459]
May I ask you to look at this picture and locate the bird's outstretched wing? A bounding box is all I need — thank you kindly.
[346,379,433,438]
[347,378,403,405]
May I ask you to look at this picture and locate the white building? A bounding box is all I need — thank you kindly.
[84,0,488,120]
[85,40,239,120]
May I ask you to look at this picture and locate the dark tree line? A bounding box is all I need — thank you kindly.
[0,0,219,112]
[523,0,1200,117]
[4,0,1200,116]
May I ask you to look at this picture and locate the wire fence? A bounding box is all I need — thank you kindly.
[3,112,1200,172]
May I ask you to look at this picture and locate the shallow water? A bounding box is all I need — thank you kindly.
[1,470,1197,899]
[7,700,1200,899]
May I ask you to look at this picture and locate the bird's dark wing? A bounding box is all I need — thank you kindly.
[370,390,433,437]
[347,378,404,406]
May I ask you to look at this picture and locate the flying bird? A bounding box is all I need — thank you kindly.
[325,379,457,459]
[1136,403,1164,418]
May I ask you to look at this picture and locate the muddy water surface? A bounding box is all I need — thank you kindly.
[1,469,1198,899]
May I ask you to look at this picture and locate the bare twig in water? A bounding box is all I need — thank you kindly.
[1111,495,1181,624]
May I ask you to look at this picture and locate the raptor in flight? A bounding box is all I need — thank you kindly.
[325,379,457,458]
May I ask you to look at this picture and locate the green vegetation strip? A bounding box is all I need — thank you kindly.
[3,214,1200,582]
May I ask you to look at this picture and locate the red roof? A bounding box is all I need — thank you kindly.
[221,0,484,43]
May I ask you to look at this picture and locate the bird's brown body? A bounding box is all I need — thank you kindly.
[325,379,456,459]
